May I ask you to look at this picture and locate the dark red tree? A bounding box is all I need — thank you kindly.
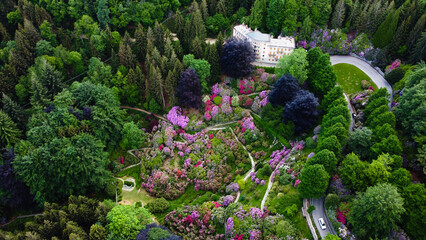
[283,90,319,133]
[268,74,301,106]
[220,38,255,78]
[177,68,202,109]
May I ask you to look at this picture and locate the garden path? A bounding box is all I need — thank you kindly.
[229,128,256,203]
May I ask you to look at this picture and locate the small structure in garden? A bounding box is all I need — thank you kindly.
[233,23,295,65]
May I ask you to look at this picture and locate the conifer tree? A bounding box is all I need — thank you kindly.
[216,0,228,17]
[206,44,220,85]
[96,0,110,29]
[149,64,164,108]
[216,31,224,56]
[200,0,209,21]
[407,13,426,53]
[134,23,147,62]
[247,0,267,31]
[31,58,64,102]
[266,0,286,36]
[153,21,165,54]
[191,10,207,41]
[409,31,426,63]
[2,94,26,130]
[372,9,400,48]
[330,0,345,29]
[0,111,22,148]
[118,42,136,69]
[175,10,185,41]
[389,16,412,58]
[299,16,312,41]
[208,0,218,15]
[191,37,204,59]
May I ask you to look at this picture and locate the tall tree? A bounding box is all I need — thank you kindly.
[407,13,426,54]
[372,9,400,49]
[2,94,26,129]
[191,10,207,41]
[149,64,164,108]
[200,0,209,20]
[0,111,22,148]
[305,149,338,176]
[339,153,369,192]
[409,31,426,63]
[299,16,313,41]
[220,39,255,79]
[205,44,220,85]
[177,68,202,109]
[30,58,64,102]
[134,24,147,62]
[310,0,332,26]
[281,0,298,35]
[330,0,345,29]
[307,48,337,98]
[118,42,136,69]
[349,183,405,239]
[215,0,228,17]
[400,183,426,240]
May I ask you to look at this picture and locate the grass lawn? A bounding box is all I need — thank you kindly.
[120,188,155,206]
[333,63,377,94]
[238,179,269,208]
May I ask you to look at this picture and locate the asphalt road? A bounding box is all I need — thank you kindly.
[311,198,334,239]
[330,55,393,96]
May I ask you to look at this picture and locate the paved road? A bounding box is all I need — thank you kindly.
[330,55,392,96]
[311,198,335,239]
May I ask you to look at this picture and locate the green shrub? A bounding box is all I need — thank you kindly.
[279,174,292,185]
[305,137,316,149]
[325,194,340,210]
[385,68,405,85]
[148,228,171,240]
[307,205,316,214]
[146,198,170,213]
[213,96,222,105]
[211,194,219,201]
[361,80,371,89]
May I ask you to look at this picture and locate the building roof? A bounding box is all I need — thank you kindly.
[247,31,270,42]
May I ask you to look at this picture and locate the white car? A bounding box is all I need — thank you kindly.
[318,218,326,230]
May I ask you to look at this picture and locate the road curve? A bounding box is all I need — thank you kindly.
[330,55,392,96]
[311,198,335,239]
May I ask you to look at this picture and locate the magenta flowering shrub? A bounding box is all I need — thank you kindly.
[167,106,189,129]
[249,229,262,240]
[164,205,224,240]
[241,117,256,132]
[239,79,254,94]
[385,59,401,74]
[225,217,235,238]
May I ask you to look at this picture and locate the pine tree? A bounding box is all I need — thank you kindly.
[165,70,177,107]
[0,23,10,42]
[34,4,52,27]
[389,16,412,58]
[191,37,204,59]
[134,23,147,62]
[330,0,345,29]
[190,0,200,13]
[30,77,50,107]
[118,42,136,69]
[206,44,220,85]
[154,21,165,54]
[216,31,224,56]
[191,10,207,41]
[149,64,164,108]
[372,9,400,49]
[175,10,185,40]
[281,0,298,35]
[208,0,217,15]
[407,13,426,53]
[0,111,22,148]
[2,94,26,130]
[409,31,426,63]
[183,19,193,52]
[200,0,209,21]
[216,0,228,17]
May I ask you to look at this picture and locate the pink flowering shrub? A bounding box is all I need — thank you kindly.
[164,206,224,240]
[385,59,401,74]
[294,179,301,187]
[167,106,189,129]
[239,79,254,94]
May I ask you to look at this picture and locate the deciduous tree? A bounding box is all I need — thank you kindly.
[275,48,308,84]
[299,164,330,199]
[177,68,202,109]
[220,38,255,79]
[268,74,301,106]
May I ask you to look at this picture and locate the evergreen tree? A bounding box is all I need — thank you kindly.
[330,0,345,29]
[153,21,165,54]
[216,0,228,17]
[372,9,400,49]
[206,44,221,85]
[2,94,26,129]
[39,20,57,46]
[216,31,224,56]
[118,42,136,69]
[220,39,255,79]
[200,0,209,20]
[409,31,426,63]
[307,48,336,98]
[134,23,147,62]
[191,37,204,59]
[128,67,146,101]
[208,0,218,15]
[389,16,412,58]
[0,111,22,148]
[175,10,185,42]
[149,64,164,108]
[191,10,207,41]
[407,13,426,53]
[310,0,332,26]
[30,58,64,105]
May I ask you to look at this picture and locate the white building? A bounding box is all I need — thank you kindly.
[233,24,295,65]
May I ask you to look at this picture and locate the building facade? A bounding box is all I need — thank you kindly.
[233,24,296,65]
